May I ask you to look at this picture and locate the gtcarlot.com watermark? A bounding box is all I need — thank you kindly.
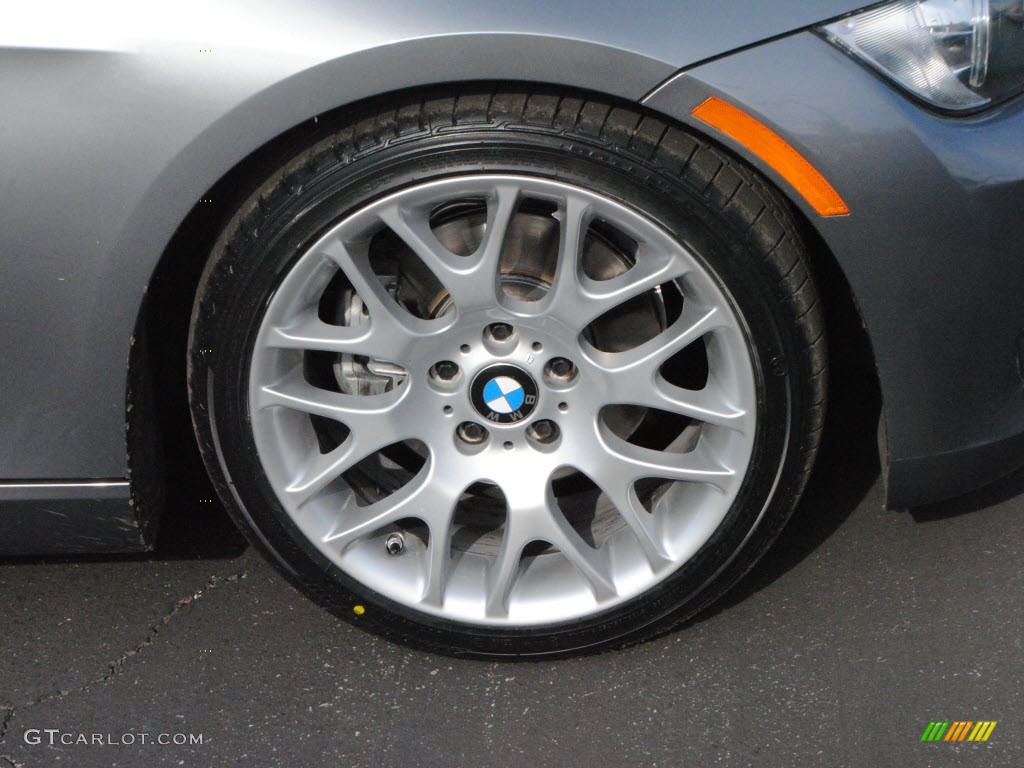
[24,729,203,746]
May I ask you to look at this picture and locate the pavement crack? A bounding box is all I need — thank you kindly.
[0,707,14,742]
[0,709,22,767]
[15,571,248,712]
[102,571,248,681]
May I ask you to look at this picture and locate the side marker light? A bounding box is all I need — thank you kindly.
[692,97,850,217]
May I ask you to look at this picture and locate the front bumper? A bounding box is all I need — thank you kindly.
[645,31,1024,507]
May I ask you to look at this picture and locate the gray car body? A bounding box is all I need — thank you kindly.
[2,1,1023,554]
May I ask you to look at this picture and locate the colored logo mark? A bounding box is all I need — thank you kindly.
[483,376,525,414]
[920,721,997,742]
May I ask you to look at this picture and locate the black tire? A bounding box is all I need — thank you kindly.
[188,89,826,658]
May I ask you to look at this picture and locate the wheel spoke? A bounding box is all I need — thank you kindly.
[265,312,377,355]
[582,247,685,319]
[597,424,735,492]
[282,418,410,507]
[378,184,520,312]
[589,301,725,376]
[598,479,672,567]
[484,516,528,618]
[282,438,361,508]
[254,368,407,427]
[315,237,440,342]
[376,204,468,294]
[421,516,453,607]
[418,477,467,607]
[544,512,617,601]
[532,193,590,315]
[485,480,549,618]
[511,195,688,329]
[322,464,458,552]
[557,251,685,331]
[654,376,752,433]
[264,299,424,362]
[606,372,751,434]
[476,183,522,280]
[485,478,616,617]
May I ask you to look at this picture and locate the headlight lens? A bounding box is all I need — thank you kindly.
[820,0,1024,110]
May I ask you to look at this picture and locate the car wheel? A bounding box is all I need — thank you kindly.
[188,90,826,657]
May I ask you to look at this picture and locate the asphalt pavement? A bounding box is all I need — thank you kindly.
[2,370,1022,768]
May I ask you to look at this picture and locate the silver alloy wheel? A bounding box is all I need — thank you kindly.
[248,175,757,626]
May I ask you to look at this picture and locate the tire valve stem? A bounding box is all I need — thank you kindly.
[385,533,405,556]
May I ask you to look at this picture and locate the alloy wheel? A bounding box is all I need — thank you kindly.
[247,174,757,626]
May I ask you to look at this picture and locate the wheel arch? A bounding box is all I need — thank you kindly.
[118,29,678,537]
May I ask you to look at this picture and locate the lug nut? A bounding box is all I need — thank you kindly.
[547,357,576,379]
[531,420,555,439]
[385,532,405,555]
[487,323,513,341]
[528,419,559,444]
[457,421,488,445]
[431,360,459,381]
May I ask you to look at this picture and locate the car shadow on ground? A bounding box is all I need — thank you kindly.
[150,448,247,559]
[709,362,883,613]
[908,462,1024,522]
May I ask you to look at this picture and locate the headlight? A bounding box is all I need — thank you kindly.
[819,0,1024,110]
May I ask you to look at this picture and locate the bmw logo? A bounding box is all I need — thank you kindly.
[470,364,539,424]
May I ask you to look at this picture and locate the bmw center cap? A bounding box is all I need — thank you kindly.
[470,365,539,424]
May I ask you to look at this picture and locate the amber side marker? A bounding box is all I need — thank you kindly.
[691,96,850,218]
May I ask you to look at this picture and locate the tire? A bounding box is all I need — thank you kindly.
[188,89,826,658]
